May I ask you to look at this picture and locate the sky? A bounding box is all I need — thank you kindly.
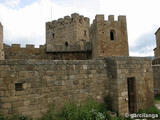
[0,0,159,56]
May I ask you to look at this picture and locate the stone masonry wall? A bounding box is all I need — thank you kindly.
[153,58,160,94]
[153,65,160,94]
[154,28,160,58]
[0,59,108,119]
[0,23,4,60]
[4,44,91,60]
[105,57,154,115]
[46,13,90,52]
[91,15,129,58]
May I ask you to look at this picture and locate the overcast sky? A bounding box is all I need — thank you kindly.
[0,0,159,56]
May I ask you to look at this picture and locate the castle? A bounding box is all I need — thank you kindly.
[0,13,158,119]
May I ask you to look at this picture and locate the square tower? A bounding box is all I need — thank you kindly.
[0,22,4,60]
[90,15,129,58]
[46,13,91,52]
[154,28,160,58]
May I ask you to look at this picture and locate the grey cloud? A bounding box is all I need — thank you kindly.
[129,31,156,55]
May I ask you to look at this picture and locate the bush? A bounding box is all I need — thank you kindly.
[138,106,160,119]
[61,99,107,120]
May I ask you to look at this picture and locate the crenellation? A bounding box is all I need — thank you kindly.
[11,44,21,48]
[46,13,90,52]
[118,15,126,22]
[71,13,79,19]
[26,45,35,49]
[91,14,129,58]
[95,14,104,22]
[108,15,114,21]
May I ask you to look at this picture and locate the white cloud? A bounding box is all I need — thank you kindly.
[0,0,159,56]
[2,0,20,8]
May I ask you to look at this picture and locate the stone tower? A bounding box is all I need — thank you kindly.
[46,13,90,52]
[90,15,129,58]
[154,28,160,58]
[0,22,4,60]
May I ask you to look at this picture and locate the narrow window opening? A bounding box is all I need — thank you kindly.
[15,83,23,91]
[110,30,115,40]
[65,42,68,47]
[84,30,87,36]
[52,33,55,39]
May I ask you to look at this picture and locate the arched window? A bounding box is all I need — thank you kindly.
[110,30,115,40]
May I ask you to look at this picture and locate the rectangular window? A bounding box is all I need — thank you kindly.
[15,83,23,91]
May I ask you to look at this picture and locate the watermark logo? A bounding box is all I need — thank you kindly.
[125,113,159,119]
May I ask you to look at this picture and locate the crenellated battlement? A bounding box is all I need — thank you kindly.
[46,13,90,30]
[46,13,90,52]
[94,14,126,23]
[7,44,45,49]
[91,14,129,58]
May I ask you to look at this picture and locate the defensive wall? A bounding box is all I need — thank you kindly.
[0,57,154,119]
[4,44,91,60]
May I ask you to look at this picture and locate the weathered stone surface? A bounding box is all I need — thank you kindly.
[0,23,4,60]
[105,57,154,115]
[0,13,155,120]
[90,15,129,58]
[0,59,109,118]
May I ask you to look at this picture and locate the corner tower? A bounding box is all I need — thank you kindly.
[46,13,90,52]
[154,28,160,58]
[0,22,4,60]
[90,15,129,58]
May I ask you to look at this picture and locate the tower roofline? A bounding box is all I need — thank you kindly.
[155,27,160,34]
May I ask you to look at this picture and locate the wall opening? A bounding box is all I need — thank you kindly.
[127,77,136,113]
[15,83,23,91]
[52,33,55,39]
[110,30,115,40]
[65,42,69,47]
[84,30,87,36]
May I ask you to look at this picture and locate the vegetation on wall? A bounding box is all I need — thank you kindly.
[0,97,160,120]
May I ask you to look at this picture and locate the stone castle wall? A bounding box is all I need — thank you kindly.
[46,13,90,52]
[0,59,109,119]
[90,15,129,58]
[0,23,4,60]
[106,57,154,114]
[154,28,160,57]
[152,58,160,94]
[0,57,154,119]
[4,44,91,60]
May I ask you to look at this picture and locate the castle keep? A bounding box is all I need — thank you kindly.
[0,13,154,119]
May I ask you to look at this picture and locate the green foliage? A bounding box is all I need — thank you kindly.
[1,100,160,120]
[138,106,160,118]
[60,99,107,120]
